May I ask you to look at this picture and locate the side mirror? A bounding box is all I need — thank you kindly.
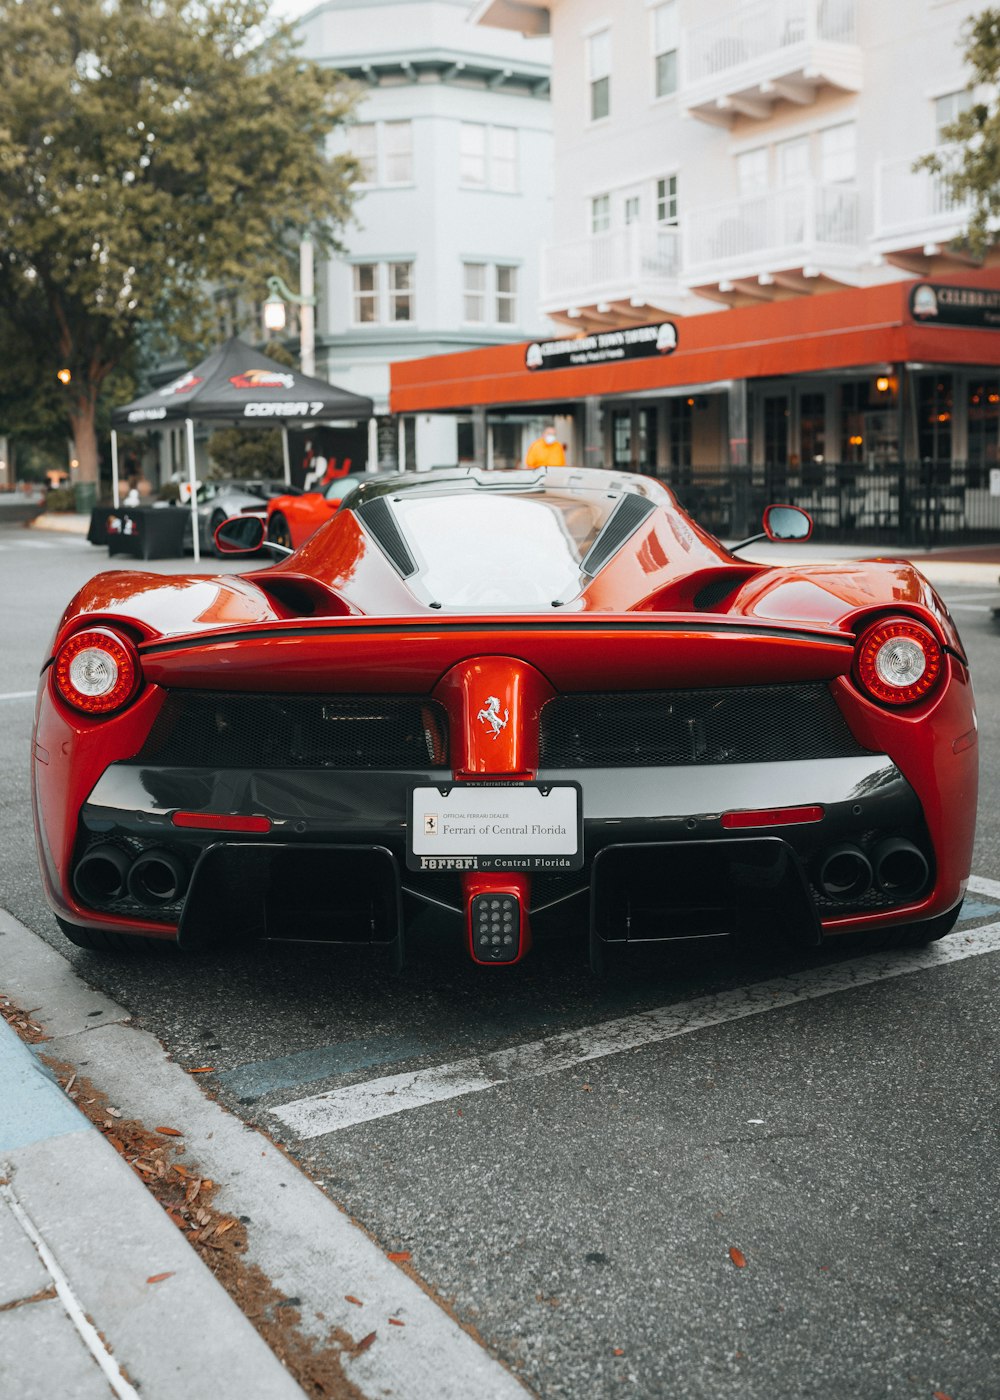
[214,515,265,554]
[763,504,813,542]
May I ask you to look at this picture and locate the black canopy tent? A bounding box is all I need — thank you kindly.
[109,337,373,560]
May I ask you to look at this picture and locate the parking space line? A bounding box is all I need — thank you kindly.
[0,691,36,702]
[272,921,1000,1140]
[968,874,1000,900]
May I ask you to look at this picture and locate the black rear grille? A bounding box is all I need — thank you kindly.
[539,684,870,767]
[138,692,448,769]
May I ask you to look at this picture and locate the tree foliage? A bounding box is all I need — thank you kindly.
[917,8,1000,255]
[0,0,359,481]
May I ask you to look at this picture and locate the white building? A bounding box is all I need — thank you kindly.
[295,0,554,468]
[474,0,982,327]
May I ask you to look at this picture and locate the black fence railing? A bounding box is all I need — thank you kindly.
[645,462,1000,547]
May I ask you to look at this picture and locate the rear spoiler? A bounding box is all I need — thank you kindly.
[138,615,855,693]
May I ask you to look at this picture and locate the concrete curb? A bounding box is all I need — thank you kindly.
[0,1013,304,1400]
[27,513,91,536]
[0,910,531,1400]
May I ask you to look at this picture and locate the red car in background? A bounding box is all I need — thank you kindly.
[265,469,370,551]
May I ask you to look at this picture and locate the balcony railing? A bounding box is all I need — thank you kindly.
[541,224,681,309]
[681,0,860,122]
[684,0,857,86]
[873,144,972,244]
[683,183,861,281]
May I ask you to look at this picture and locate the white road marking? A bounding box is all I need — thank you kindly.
[272,922,1000,1139]
[0,691,36,701]
[946,604,993,613]
[0,1179,141,1400]
[968,874,1000,900]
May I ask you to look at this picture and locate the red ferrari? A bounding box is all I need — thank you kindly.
[32,467,977,970]
[265,471,370,551]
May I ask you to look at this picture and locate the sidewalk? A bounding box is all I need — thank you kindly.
[26,509,1000,584]
[0,1007,305,1400]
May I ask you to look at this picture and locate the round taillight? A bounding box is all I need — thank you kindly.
[52,629,140,715]
[854,618,943,706]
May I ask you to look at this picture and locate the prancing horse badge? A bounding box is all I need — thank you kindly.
[477,695,509,739]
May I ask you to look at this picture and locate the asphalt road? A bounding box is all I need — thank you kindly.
[2,522,998,1400]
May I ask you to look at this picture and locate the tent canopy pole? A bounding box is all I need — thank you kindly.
[185,417,200,563]
[110,429,120,508]
[282,427,291,487]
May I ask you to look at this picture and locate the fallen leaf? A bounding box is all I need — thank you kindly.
[387,1251,411,1262]
[107,1136,125,1154]
[354,1331,377,1355]
[165,1211,186,1230]
[933,1392,953,1400]
[146,1272,174,1285]
[728,1247,747,1269]
[185,1179,202,1205]
[172,1163,189,1179]
[613,1348,625,1356]
[214,1219,236,1236]
[154,1126,183,1137]
[345,1295,364,1307]
[388,1318,405,1327]
[186,1066,215,1074]
[582,1084,593,1092]
[106,1107,122,1118]
[64,1073,76,1094]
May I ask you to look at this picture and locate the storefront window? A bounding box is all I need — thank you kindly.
[667,398,691,474]
[799,391,826,464]
[612,409,632,468]
[916,376,953,467]
[840,379,899,465]
[637,407,658,472]
[967,380,1000,478]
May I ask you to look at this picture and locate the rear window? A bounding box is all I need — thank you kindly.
[390,490,620,609]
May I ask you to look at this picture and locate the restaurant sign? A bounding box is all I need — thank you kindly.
[525,321,678,371]
[910,283,1000,328]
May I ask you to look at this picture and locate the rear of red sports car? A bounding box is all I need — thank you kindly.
[32,467,977,969]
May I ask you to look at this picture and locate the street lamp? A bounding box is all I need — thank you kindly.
[261,236,317,376]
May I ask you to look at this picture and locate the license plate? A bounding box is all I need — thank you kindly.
[408,782,582,873]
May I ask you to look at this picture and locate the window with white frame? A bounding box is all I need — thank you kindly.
[652,2,678,99]
[656,175,678,225]
[776,135,809,186]
[460,122,487,185]
[736,147,768,195]
[353,123,377,184]
[387,262,413,321]
[591,193,611,233]
[352,263,378,322]
[351,120,413,186]
[383,121,413,183]
[462,262,518,325]
[463,262,487,321]
[935,90,971,142]
[624,194,641,225]
[819,122,856,183]
[460,123,518,191]
[496,265,517,323]
[352,261,414,324]
[491,126,517,192]
[588,28,611,121]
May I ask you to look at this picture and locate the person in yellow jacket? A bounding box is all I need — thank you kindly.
[524,425,566,467]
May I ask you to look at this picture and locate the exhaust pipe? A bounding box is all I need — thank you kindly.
[872,838,929,898]
[74,844,132,905]
[127,849,189,906]
[817,844,872,901]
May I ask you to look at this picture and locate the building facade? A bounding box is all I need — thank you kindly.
[390,0,1000,540]
[295,0,554,469]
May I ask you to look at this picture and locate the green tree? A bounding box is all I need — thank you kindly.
[0,0,358,483]
[917,9,1000,255]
